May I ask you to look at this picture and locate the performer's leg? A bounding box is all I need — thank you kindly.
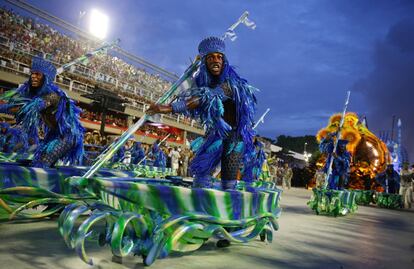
[217,138,241,247]
[408,187,413,208]
[338,175,344,190]
[190,135,222,188]
[32,138,74,168]
[328,175,337,190]
[400,187,411,208]
[183,164,188,177]
[242,162,255,188]
[221,139,242,190]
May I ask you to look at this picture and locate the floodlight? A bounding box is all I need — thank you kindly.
[89,9,108,39]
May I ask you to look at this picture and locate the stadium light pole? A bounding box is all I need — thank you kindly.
[89,9,108,39]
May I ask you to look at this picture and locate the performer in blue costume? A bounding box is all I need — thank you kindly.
[148,37,257,190]
[319,135,351,190]
[150,140,166,168]
[0,122,11,152]
[243,138,266,184]
[3,126,29,154]
[110,137,125,163]
[0,57,84,167]
[131,141,146,165]
[375,164,400,194]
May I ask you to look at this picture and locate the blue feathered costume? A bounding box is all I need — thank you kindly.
[243,138,266,183]
[0,57,84,167]
[320,137,351,190]
[375,164,400,194]
[151,142,166,168]
[0,122,11,152]
[132,141,146,165]
[111,143,125,163]
[172,37,257,190]
[0,124,29,154]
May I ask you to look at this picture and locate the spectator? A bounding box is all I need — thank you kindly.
[169,147,181,175]
[179,148,191,177]
[399,163,413,208]
[281,163,293,189]
[92,130,101,145]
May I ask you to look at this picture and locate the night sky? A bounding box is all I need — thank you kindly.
[3,0,413,161]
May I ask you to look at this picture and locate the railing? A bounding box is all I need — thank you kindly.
[80,118,185,144]
[0,38,203,129]
[0,35,166,101]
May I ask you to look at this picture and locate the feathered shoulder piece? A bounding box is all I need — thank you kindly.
[176,86,232,138]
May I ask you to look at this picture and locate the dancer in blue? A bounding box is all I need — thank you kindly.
[132,141,146,165]
[148,36,257,190]
[375,164,400,194]
[0,124,28,154]
[111,137,125,163]
[319,134,351,190]
[150,140,166,168]
[243,137,266,184]
[0,57,84,167]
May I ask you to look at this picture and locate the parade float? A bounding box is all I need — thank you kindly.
[308,104,402,212]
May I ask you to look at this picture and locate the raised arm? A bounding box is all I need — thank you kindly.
[146,96,200,115]
[0,103,21,115]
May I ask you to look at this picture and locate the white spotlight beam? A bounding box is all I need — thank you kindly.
[89,9,108,39]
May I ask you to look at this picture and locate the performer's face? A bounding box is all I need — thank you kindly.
[31,72,43,88]
[206,53,223,76]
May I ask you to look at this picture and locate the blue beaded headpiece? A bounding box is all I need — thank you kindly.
[198,36,225,57]
[31,57,57,82]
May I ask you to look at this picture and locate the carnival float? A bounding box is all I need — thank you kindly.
[308,108,402,214]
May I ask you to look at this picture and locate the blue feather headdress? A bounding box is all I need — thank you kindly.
[31,57,57,83]
[198,36,225,57]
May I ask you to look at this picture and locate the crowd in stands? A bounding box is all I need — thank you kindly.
[79,107,128,128]
[138,124,183,142]
[78,103,184,142]
[0,7,172,104]
[0,7,202,129]
[81,129,193,176]
[84,130,108,147]
[0,7,210,178]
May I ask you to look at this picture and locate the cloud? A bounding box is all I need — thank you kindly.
[255,110,336,139]
[353,18,414,161]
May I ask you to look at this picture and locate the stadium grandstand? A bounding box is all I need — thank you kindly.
[0,3,205,154]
